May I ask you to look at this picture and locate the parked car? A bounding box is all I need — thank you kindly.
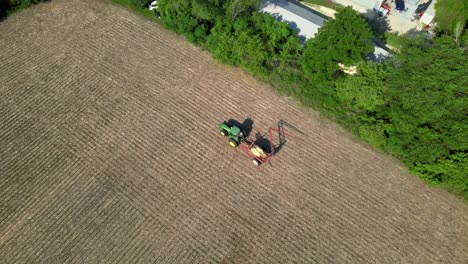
[395,0,405,11]
[416,1,431,14]
[148,1,160,18]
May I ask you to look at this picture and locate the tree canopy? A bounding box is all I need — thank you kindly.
[300,7,374,82]
[435,0,467,46]
[384,35,467,165]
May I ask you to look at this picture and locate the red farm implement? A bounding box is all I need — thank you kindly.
[239,120,304,166]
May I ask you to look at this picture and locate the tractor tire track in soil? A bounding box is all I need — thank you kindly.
[0,0,467,263]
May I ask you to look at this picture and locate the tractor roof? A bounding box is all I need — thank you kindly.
[230,126,241,136]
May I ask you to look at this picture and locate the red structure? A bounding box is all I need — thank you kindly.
[239,128,278,166]
[239,120,303,166]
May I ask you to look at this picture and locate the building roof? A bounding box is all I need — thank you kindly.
[261,0,328,39]
[420,0,436,24]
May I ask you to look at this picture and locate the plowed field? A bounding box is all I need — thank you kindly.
[0,0,467,263]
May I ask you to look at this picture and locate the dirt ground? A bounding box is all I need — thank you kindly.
[0,0,467,263]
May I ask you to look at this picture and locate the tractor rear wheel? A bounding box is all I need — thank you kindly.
[220,130,228,136]
[252,159,260,166]
[228,139,238,147]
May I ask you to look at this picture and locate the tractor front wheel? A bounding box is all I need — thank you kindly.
[220,130,228,136]
[228,139,238,147]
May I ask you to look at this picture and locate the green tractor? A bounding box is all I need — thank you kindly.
[218,122,245,147]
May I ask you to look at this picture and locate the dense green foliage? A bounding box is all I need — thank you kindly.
[299,7,374,111]
[385,36,467,194]
[301,7,374,82]
[0,0,47,19]
[435,0,467,46]
[205,12,302,77]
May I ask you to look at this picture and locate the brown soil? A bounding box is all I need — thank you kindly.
[0,0,466,263]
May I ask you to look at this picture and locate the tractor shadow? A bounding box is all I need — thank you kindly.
[226,118,254,137]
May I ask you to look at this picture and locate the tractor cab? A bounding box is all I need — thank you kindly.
[218,122,245,147]
[229,126,241,137]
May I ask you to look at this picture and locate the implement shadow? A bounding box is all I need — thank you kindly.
[274,119,305,155]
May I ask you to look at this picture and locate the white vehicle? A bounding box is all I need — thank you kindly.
[148,1,160,18]
[148,1,158,11]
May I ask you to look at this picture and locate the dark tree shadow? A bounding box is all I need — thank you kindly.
[0,0,51,22]
[0,0,11,21]
[363,9,392,42]
[404,27,423,38]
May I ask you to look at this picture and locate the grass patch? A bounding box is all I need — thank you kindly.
[299,0,343,10]
[111,0,160,22]
[384,32,404,51]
